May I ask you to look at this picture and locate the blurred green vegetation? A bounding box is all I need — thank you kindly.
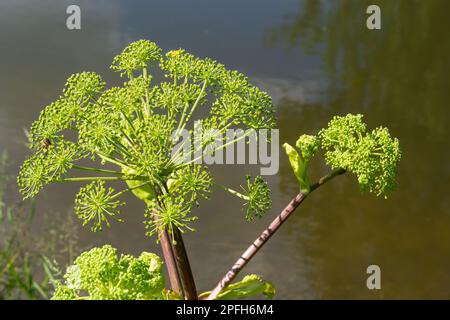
[0,150,79,299]
[268,0,450,298]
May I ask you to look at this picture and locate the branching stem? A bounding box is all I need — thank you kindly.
[59,177,123,182]
[71,164,122,175]
[215,183,248,201]
[206,168,346,300]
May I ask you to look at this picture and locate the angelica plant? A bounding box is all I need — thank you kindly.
[283,134,319,194]
[283,114,401,197]
[18,40,275,299]
[51,245,165,300]
[218,175,271,221]
[208,113,401,299]
[52,245,275,300]
[318,114,401,197]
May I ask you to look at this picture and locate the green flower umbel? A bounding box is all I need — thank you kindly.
[319,114,401,197]
[52,245,165,300]
[18,39,276,238]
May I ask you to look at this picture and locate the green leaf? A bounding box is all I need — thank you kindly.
[283,142,310,193]
[201,274,275,300]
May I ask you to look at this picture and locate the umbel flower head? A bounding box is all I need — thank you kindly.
[217,175,272,222]
[319,114,401,197]
[242,175,272,221]
[284,114,401,198]
[52,245,165,300]
[74,181,124,232]
[18,39,276,237]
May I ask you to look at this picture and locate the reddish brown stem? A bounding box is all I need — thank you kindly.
[207,168,345,300]
[153,183,197,299]
[158,227,183,295]
[155,210,198,299]
[171,227,198,300]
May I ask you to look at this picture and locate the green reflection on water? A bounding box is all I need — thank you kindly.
[272,0,450,298]
[0,0,448,299]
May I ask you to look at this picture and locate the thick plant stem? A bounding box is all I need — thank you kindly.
[207,168,345,300]
[155,213,183,296]
[154,213,198,299]
[160,230,183,295]
[171,227,198,300]
[154,186,198,299]
[151,184,198,299]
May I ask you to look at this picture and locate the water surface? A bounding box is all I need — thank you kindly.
[0,0,449,298]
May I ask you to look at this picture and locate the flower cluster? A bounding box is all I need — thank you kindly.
[144,194,198,242]
[111,40,162,77]
[74,181,124,232]
[52,245,274,300]
[295,134,319,162]
[218,175,272,221]
[319,114,401,197]
[52,245,165,300]
[242,176,272,221]
[284,114,400,197]
[18,141,81,198]
[18,39,276,236]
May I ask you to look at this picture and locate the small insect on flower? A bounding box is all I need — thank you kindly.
[41,138,52,151]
